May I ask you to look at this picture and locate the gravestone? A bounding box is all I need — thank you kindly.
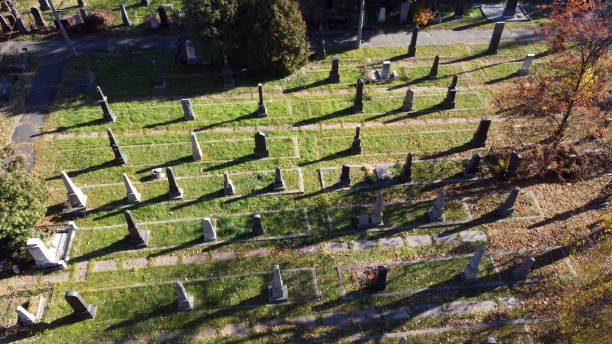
[107,129,128,164]
[398,336,408,344]
[496,187,520,217]
[122,173,141,203]
[61,171,87,209]
[449,75,459,90]
[512,256,535,281]
[120,3,131,26]
[441,87,456,109]
[317,38,326,60]
[5,15,15,28]
[223,171,236,196]
[77,0,86,7]
[503,0,519,18]
[190,132,202,161]
[369,265,387,292]
[158,6,170,28]
[268,265,289,303]
[461,245,486,282]
[27,238,67,269]
[0,16,10,33]
[124,210,150,248]
[181,98,195,120]
[353,79,364,113]
[257,83,267,117]
[370,191,384,226]
[65,291,97,320]
[381,61,391,79]
[141,0,150,6]
[252,214,266,236]
[254,131,269,158]
[152,60,166,89]
[166,167,184,200]
[31,7,46,28]
[455,0,467,18]
[149,15,159,29]
[518,54,535,75]
[428,55,440,79]
[428,191,446,222]
[482,337,497,344]
[463,153,481,178]
[372,61,397,82]
[487,22,506,54]
[175,281,194,311]
[16,306,36,326]
[351,126,362,154]
[202,218,217,241]
[151,168,165,180]
[339,164,351,187]
[39,0,50,11]
[407,26,419,57]
[328,56,340,83]
[222,56,235,89]
[374,165,393,184]
[400,152,413,182]
[402,88,414,112]
[399,2,410,23]
[273,167,286,191]
[122,47,135,65]
[470,118,491,147]
[506,151,522,177]
[377,7,386,23]
[97,86,116,122]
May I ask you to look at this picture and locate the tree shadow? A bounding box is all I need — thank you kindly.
[484,72,518,85]
[453,20,490,31]
[293,106,354,127]
[135,156,193,173]
[203,154,258,172]
[381,104,444,123]
[143,117,186,129]
[299,149,353,167]
[283,79,330,94]
[196,110,259,131]
[170,190,225,210]
[421,142,475,160]
[32,118,107,137]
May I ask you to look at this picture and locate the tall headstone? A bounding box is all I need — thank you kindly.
[61,171,87,208]
[441,87,456,109]
[454,0,467,18]
[122,173,141,203]
[15,306,36,326]
[317,38,326,60]
[181,98,195,120]
[461,245,486,282]
[518,54,535,76]
[257,83,267,117]
[97,86,116,122]
[268,265,289,303]
[496,187,520,217]
[506,151,522,177]
[328,56,340,83]
[190,132,202,161]
[512,256,535,281]
[399,2,410,23]
[369,265,388,291]
[0,16,10,33]
[402,88,414,111]
[273,167,286,191]
[449,75,459,90]
[158,6,170,28]
[107,129,128,164]
[353,79,364,113]
[377,7,386,23]
[470,119,491,147]
[202,218,217,241]
[428,191,446,222]
[166,167,184,200]
[463,153,481,178]
[39,0,50,11]
[503,0,519,18]
[400,152,413,182]
[31,7,46,28]
[124,210,150,248]
[223,171,236,196]
[370,191,384,226]
[487,22,506,54]
[26,238,67,269]
[381,61,392,80]
[351,126,362,154]
[254,131,269,158]
[428,55,440,79]
[252,214,266,236]
[222,56,235,89]
[339,164,351,187]
[407,26,419,57]
[175,281,194,311]
[120,3,131,26]
[65,291,97,320]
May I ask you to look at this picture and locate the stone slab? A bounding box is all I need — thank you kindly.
[151,255,179,266]
[412,303,443,318]
[222,323,251,336]
[253,318,284,332]
[154,331,182,342]
[324,242,348,252]
[298,245,319,253]
[286,315,317,329]
[444,300,473,314]
[481,4,530,22]
[75,261,88,280]
[352,239,377,250]
[460,230,488,242]
[213,250,238,261]
[244,248,270,257]
[472,300,498,312]
[436,233,461,245]
[320,312,350,326]
[92,260,119,272]
[379,236,404,249]
[194,327,216,340]
[382,307,411,322]
[182,254,207,264]
[352,309,383,324]
[124,257,149,269]
[405,235,433,247]
[41,272,70,283]
[500,296,520,307]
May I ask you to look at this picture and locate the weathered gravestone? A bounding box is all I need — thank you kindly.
[317,38,326,60]
[506,151,522,177]
[15,306,36,326]
[328,56,340,83]
[428,55,440,79]
[463,153,481,178]
[454,0,468,18]
[31,7,46,28]
[175,281,194,311]
[273,167,286,191]
[374,165,393,184]
[181,98,195,120]
[61,171,88,209]
[351,125,362,154]
[257,83,267,117]
[122,173,141,203]
[252,214,266,236]
[39,0,50,11]
[372,61,397,82]
[120,3,131,26]
[399,2,410,23]
[254,131,269,158]
[496,187,520,217]
[461,245,486,282]
[369,265,388,292]
[518,54,535,75]
[441,87,456,109]
[370,190,384,226]
[400,152,413,182]
[402,88,414,112]
[407,26,419,57]
[353,79,364,113]
[470,118,491,147]
[223,171,236,196]
[65,291,97,320]
[166,167,184,200]
[27,238,67,269]
[107,128,128,164]
[512,256,535,281]
[428,191,446,222]
[97,86,116,122]
[202,217,217,241]
[124,210,150,248]
[190,132,202,161]
[487,22,506,54]
[158,6,170,28]
[268,265,289,303]
[339,164,351,187]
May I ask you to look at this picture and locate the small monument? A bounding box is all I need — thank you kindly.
[268,265,289,303]
[512,256,535,281]
[202,218,217,241]
[257,83,267,117]
[506,151,522,177]
[252,214,266,236]
[428,191,446,222]
[400,152,413,182]
[463,153,481,178]
[428,55,440,79]
[441,87,457,110]
[368,265,388,292]
[518,54,535,75]
[402,88,414,112]
[496,187,520,217]
[175,281,194,311]
[65,291,97,320]
[15,306,36,326]
[339,164,351,187]
[371,61,397,82]
[461,245,486,282]
[317,38,326,60]
[190,132,202,161]
[407,26,419,57]
[351,126,362,154]
[107,128,128,164]
[353,79,364,113]
[273,167,286,191]
[97,86,116,122]
[481,0,529,22]
[223,171,236,196]
[470,118,491,147]
[182,98,196,120]
[61,171,87,209]
[370,191,384,226]
[122,173,141,203]
[166,167,184,200]
[124,210,150,249]
[328,56,340,83]
[27,238,67,269]
[487,22,506,54]
[254,131,269,158]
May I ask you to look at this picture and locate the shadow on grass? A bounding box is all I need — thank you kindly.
[485,72,519,85]
[453,20,490,31]
[143,116,186,129]
[203,154,258,172]
[45,160,120,181]
[293,106,355,126]
[196,110,259,131]
[170,189,225,210]
[283,79,330,94]
[421,142,475,160]
[135,156,193,173]
[299,149,354,167]
[33,118,108,137]
[380,103,444,123]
